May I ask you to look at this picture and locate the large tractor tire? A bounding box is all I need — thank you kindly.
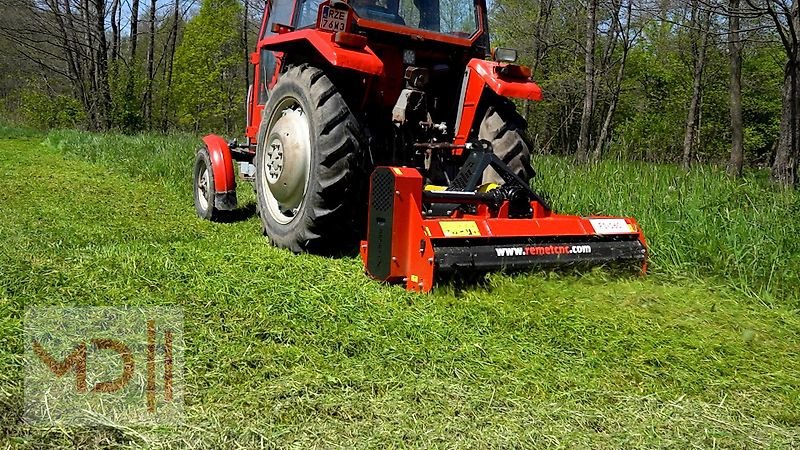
[478,99,535,185]
[255,64,363,253]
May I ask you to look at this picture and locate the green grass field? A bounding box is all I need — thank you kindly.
[1,129,799,448]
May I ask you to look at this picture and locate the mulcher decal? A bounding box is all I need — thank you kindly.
[494,244,593,257]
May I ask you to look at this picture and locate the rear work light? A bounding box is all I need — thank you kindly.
[492,47,518,63]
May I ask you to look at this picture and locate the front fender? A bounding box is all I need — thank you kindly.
[468,59,543,101]
[202,134,236,195]
[454,59,542,145]
[259,29,384,76]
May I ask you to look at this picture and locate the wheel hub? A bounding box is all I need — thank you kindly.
[266,141,284,182]
[261,102,311,223]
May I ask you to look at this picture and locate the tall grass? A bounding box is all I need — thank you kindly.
[0,123,40,139]
[534,156,800,303]
[45,130,198,193]
[45,130,800,304]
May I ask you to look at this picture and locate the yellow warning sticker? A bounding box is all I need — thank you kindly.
[410,275,418,283]
[392,167,403,175]
[440,221,481,237]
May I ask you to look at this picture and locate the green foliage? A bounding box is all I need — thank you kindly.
[17,88,86,129]
[173,0,244,133]
[742,45,784,165]
[108,61,144,132]
[491,1,786,166]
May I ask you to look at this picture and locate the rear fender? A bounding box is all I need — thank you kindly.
[454,59,543,145]
[258,29,384,76]
[202,134,237,210]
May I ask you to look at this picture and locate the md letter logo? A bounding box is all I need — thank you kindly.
[24,307,184,426]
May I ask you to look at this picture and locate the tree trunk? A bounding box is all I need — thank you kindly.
[130,0,140,61]
[773,60,798,186]
[162,0,180,131]
[593,47,628,159]
[576,0,597,163]
[49,0,89,117]
[727,0,744,177]
[592,0,631,160]
[682,6,711,170]
[144,0,156,127]
[770,1,799,187]
[92,0,111,129]
[110,0,119,77]
[127,0,140,114]
[80,0,99,129]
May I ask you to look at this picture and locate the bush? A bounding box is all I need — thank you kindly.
[19,88,86,129]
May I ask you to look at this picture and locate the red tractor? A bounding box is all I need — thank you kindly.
[193,0,647,292]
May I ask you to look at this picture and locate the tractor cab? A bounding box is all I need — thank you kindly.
[349,0,480,38]
[291,0,484,40]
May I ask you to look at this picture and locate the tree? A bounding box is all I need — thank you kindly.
[727,0,745,176]
[161,0,181,131]
[745,0,799,187]
[576,0,598,163]
[682,1,713,170]
[143,0,157,127]
[593,0,641,159]
[173,0,244,132]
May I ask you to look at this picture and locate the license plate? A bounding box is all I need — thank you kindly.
[320,6,348,32]
[589,218,634,234]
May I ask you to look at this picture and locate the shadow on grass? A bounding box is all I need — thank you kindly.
[434,263,645,296]
[218,202,257,223]
[436,272,494,297]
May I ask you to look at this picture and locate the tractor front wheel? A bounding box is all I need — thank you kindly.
[478,98,535,185]
[255,64,363,253]
[193,146,221,221]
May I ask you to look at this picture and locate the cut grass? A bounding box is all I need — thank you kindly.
[0,134,799,447]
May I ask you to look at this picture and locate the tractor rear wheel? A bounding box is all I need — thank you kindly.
[478,98,535,185]
[255,64,363,253]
